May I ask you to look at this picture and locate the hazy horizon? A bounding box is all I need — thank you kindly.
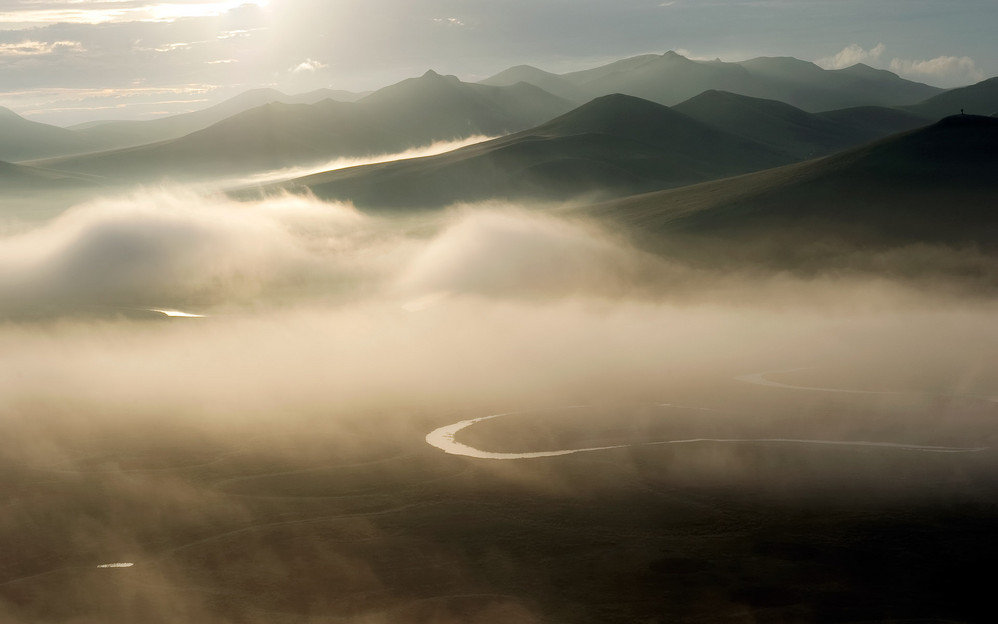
[0,0,995,126]
[2,3,997,622]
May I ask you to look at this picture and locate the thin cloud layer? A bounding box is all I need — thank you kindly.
[816,43,886,70]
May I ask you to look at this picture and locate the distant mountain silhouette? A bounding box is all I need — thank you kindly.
[359,70,572,137]
[69,87,368,151]
[591,115,998,255]
[482,52,945,111]
[736,58,947,111]
[477,65,585,103]
[0,107,105,161]
[260,94,792,208]
[34,72,573,182]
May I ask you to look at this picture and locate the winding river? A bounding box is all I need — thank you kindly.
[425,370,992,460]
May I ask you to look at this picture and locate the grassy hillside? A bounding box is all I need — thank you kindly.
[588,115,998,273]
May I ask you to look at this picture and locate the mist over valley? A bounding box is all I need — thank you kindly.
[1,19,997,623]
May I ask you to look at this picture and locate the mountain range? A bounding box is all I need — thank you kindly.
[257,90,938,207]
[30,71,572,182]
[483,52,945,112]
[3,50,997,281]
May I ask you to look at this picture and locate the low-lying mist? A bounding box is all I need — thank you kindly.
[2,187,996,623]
[1,187,995,436]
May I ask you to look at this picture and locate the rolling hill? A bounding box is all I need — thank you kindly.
[259,94,793,208]
[589,114,998,263]
[904,76,998,119]
[671,90,930,160]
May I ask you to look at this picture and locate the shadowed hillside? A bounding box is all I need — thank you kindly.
[590,115,998,272]
[672,90,930,159]
[905,76,998,118]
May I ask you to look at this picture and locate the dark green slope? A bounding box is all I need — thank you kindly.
[591,115,998,252]
[33,72,574,182]
[265,94,793,209]
[816,106,931,137]
[672,90,928,159]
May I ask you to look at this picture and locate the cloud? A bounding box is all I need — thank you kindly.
[432,17,465,27]
[672,48,717,61]
[816,43,886,70]
[291,58,327,73]
[396,209,652,300]
[0,39,83,56]
[0,190,366,316]
[889,55,985,87]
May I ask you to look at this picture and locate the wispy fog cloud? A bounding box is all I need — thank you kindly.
[816,43,885,69]
[0,190,365,315]
[232,135,498,187]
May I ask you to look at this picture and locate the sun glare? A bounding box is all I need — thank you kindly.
[0,1,269,26]
[147,1,270,21]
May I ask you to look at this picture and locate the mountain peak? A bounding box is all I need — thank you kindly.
[420,69,460,84]
[838,63,892,78]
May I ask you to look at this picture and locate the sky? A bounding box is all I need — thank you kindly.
[0,0,994,126]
